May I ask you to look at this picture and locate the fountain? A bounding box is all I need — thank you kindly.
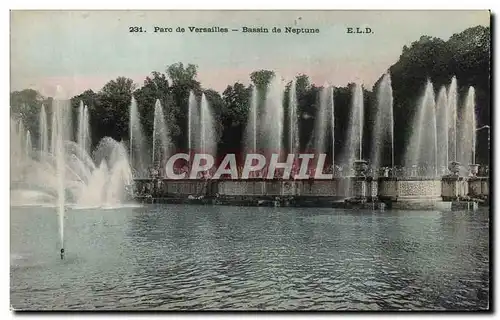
[314,84,334,159]
[460,87,477,175]
[11,88,134,211]
[330,86,335,169]
[404,80,437,177]
[129,96,147,177]
[77,101,91,155]
[448,77,458,164]
[25,130,32,159]
[288,80,299,155]
[152,99,170,166]
[39,104,49,154]
[200,93,216,157]
[11,73,487,213]
[53,86,69,258]
[340,83,365,175]
[370,73,394,174]
[188,91,199,153]
[245,85,258,153]
[436,86,449,175]
[261,76,284,156]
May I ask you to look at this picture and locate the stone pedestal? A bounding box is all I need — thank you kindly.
[441,175,468,201]
[468,177,489,199]
[348,177,368,203]
[349,160,369,202]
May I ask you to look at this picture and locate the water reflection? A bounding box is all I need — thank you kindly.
[11,205,489,310]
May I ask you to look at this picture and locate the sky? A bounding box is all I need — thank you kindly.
[10,10,490,98]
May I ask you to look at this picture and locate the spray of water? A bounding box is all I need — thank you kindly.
[404,80,437,176]
[370,73,394,173]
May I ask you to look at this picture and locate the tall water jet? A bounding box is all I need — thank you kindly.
[12,87,135,211]
[50,111,57,155]
[289,80,299,155]
[79,137,133,206]
[314,84,330,156]
[341,84,364,173]
[370,73,394,174]
[436,86,449,174]
[314,84,335,163]
[262,76,284,155]
[404,80,437,176]
[40,105,49,154]
[53,86,71,258]
[188,91,199,152]
[25,130,32,159]
[330,86,335,168]
[459,87,477,167]
[200,93,216,156]
[245,86,258,153]
[77,101,91,155]
[448,77,458,162]
[152,99,170,166]
[17,120,26,162]
[129,96,147,177]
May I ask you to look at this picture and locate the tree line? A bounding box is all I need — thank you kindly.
[11,25,490,166]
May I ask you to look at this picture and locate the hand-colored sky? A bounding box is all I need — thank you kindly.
[10,10,490,98]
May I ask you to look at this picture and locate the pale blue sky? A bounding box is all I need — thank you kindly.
[10,10,490,97]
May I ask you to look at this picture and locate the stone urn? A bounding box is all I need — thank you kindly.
[381,167,390,177]
[448,161,461,176]
[353,160,368,177]
[468,164,479,177]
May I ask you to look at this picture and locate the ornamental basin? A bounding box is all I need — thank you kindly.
[353,160,368,177]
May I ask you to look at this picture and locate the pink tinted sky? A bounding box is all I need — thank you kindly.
[10,10,490,98]
[32,59,388,98]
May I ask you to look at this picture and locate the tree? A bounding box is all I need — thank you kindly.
[10,89,46,146]
[165,63,202,148]
[134,71,178,143]
[250,70,275,91]
[97,77,135,141]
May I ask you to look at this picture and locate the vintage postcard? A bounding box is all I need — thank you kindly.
[10,10,491,311]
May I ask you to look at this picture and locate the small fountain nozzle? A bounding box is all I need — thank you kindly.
[60,248,65,260]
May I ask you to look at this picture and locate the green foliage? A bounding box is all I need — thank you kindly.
[250,70,275,91]
[386,25,490,164]
[11,25,490,165]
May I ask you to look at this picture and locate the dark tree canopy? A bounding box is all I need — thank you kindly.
[11,25,491,166]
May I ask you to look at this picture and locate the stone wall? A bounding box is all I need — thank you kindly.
[377,177,442,201]
[133,177,488,204]
[134,178,364,199]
